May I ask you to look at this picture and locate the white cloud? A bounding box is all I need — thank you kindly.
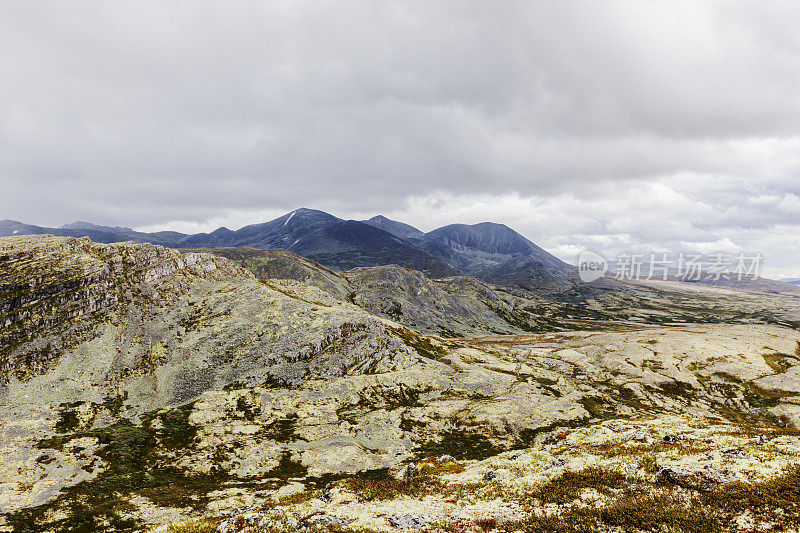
[2,1,800,275]
[135,208,286,234]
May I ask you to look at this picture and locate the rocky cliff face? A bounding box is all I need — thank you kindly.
[0,236,247,381]
[0,236,417,411]
[343,265,526,336]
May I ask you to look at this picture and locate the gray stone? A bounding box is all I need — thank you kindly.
[622,431,654,443]
[703,466,737,484]
[656,465,687,483]
[721,449,751,459]
[403,462,417,481]
[298,514,347,530]
[319,485,333,504]
[389,515,427,529]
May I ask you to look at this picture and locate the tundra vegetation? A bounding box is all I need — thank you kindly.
[2,236,800,532]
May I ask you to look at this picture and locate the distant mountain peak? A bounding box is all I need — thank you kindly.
[362,214,424,239]
[424,222,537,256]
[210,226,234,235]
[419,221,572,286]
[60,221,134,232]
[291,207,334,217]
[59,220,94,229]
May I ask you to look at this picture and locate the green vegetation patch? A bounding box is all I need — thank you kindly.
[341,458,464,503]
[163,518,220,533]
[414,430,504,461]
[54,401,86,433]
[386,325,449,360]
[514,465,800,533]
[261,414,303,443]
[342,471,432,502]
[524,467,632,505]
[578,396,616,420]
[9,402,227,533]
[268,450,308,479]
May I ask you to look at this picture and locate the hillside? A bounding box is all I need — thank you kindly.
[0,236,419,406]
[184,247,531,336]
[189,247,800,336]
[3,236,800,533]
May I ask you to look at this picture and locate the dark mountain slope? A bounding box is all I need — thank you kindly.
[0,219,186,246]
[362,215,424,239]
[425,222,535,257]
[60,221,135,233]
[179,208,340,248]
[288,220,460,277]
[481,254,575,291]
[419,222,574,288]
[176,210,459,278]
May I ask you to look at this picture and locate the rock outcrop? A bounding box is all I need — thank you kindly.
[0,236,418,410]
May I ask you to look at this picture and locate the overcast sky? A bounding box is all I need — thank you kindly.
[2,1,800,276]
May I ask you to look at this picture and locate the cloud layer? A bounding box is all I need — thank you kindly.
[2,1,800,276]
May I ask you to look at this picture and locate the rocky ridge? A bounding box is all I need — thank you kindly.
[192,247,800,338]
[0,236,417,398]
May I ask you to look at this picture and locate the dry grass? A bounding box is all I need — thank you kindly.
[513,465,800,533]
[340,457,465,502]
[163,518,219,533]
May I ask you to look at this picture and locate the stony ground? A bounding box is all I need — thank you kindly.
[4,323,800,532]
[151,415,800,533]
[2,236,800,532]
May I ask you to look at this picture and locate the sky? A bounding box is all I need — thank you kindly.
[2,1,800,277]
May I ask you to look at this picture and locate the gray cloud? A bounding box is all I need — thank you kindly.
[2,1,800,275]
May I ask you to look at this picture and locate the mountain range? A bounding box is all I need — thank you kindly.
[0,208,574,290]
